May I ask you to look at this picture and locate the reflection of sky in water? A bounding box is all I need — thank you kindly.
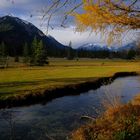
[0,76,140,140]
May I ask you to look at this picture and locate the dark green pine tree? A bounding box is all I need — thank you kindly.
[127,49,136,59]
[30,36,38,64]
[31,36,38,53]
[0,42,6,57]
[0,42,8,68]
[23,42,30,63]
[34,40,47,66]
[67,41,74,60]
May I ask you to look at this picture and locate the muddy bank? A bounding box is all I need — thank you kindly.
[0,72,138,109]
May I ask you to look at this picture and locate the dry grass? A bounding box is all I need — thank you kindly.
[101,80,122,111]
[72,103,140,140]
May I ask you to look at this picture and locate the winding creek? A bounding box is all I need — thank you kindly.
[0,76,140,140]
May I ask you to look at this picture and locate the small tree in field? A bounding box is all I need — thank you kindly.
[31,38,47,66]
[67,41,74,60]
[67,41,71,60]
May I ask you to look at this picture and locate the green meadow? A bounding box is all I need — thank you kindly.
[0,58,140,100]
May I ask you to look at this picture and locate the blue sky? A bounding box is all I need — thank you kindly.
[0,0,138,48]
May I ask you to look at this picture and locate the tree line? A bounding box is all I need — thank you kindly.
[77,49,139,60]
[0,37,48,67]
[0,38,139,68]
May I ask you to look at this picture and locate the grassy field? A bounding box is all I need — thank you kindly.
[0,58,140,100]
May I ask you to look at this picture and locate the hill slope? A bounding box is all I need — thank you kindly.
[0,15,68,57]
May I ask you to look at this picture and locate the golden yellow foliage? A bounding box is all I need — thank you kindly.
[72,103,140,140]
[75,0,140,45]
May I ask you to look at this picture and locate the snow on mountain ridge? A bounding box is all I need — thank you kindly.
[77,42,137,52]
[78,43,109,51]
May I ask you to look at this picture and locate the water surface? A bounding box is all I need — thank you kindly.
[0,76,140,140]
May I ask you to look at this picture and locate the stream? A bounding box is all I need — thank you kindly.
[0,76,140,140]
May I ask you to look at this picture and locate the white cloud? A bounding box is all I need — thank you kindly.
[48,27,105,47]
[0,0,30,8]
[0,0,13,9]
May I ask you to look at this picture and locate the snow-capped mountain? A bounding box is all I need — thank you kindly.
[77,43,110,51]
[77,42,137,52]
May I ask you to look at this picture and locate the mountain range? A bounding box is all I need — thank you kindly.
[77,42,137,52]
[0,15,137,58]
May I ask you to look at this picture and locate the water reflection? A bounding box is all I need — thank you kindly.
[0,76,140,140]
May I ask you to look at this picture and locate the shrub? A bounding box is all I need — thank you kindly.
[72,104,140,140]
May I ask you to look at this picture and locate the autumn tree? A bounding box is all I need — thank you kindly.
[9,0,140,45]
[40,0,139,44]
[75,0,140,44]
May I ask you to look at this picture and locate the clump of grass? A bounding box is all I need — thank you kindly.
[132,94,140,105]
[72,103,140,140]
[102,79,122,110]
